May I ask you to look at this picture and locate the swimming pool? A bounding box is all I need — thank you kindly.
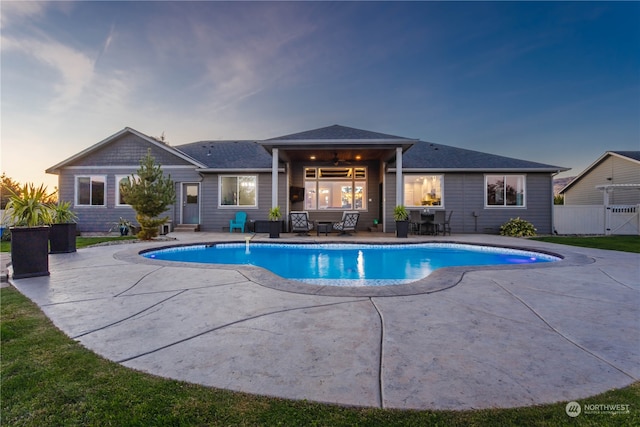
[142,243,560,287]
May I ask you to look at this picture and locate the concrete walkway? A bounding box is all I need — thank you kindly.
[7,233,639,410]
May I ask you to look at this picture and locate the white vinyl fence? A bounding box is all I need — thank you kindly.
[554,205,640,235]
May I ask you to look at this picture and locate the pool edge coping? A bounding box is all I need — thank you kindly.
[113,239,592,297]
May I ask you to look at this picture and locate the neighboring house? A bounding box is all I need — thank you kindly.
[559,151,640,205]
[46,125,567,234]
[554,151,640,235]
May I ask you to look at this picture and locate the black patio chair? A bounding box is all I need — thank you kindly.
[289,211,314,235]
[333,211,360,235]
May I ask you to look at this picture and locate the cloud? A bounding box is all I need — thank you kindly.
[137,2,324,115]
[2,35,95,113]
[0,1,48,29]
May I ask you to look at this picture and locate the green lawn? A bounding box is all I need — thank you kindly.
[1,235,138,252]
[531,235,640,253]
[2,289,638,426]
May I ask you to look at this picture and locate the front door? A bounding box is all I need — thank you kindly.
[182,183,200,224]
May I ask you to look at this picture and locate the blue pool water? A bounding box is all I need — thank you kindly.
[143,243,560,287]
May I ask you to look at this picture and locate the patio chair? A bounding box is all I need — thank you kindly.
[333,211,360,235]
[432,210,446,235]
[409,210,427,235]
[229,211,247,233]
[289,211,314,235]
[440,210,453,235]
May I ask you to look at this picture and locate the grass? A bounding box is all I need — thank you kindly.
[0,235,138,252]
[531,235,640,253]
[2,287,638,426]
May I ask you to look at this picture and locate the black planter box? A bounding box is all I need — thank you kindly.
[49,223,77,254]
[396,220,410,238]
[10,226,50,279]
[269,221,282,238]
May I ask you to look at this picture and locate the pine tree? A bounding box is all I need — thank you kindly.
[120,149,176,239]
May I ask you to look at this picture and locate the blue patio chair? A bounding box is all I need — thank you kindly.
[333,211,360,235]
[229,211,247,233]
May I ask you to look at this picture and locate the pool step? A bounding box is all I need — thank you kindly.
[174,224,200,232]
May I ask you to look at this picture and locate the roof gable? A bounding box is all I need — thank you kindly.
[266,124,415,142]
[46,127,206,174]
[560,151,640,194]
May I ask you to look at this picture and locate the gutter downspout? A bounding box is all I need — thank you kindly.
[396,147,403,207]
[272,148,279,209]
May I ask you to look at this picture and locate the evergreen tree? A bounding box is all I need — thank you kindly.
[120,149,176,239]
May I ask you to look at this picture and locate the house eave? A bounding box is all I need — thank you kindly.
[196,168,285,173]
[259,138,418,153]
[389,167,570,173]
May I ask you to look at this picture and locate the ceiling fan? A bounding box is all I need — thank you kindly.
[331,152,352,166]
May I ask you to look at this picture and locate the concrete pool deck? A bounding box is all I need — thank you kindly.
[7,232,640,410]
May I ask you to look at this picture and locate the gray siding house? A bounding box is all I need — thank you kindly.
[46,125,567,234]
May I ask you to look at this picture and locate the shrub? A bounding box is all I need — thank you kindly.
[499,217,537,237]
[393,205,409,221]
[4,183,54,227]
[268,206,282,221]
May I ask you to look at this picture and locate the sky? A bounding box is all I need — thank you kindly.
[2,1,639,191]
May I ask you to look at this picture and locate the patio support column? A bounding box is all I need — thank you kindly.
[396,147,403,206]
[271,148,279,208]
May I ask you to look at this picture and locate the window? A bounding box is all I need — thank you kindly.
[219,175,257,207]
[76,176,106,206]
[116,175,138,206]
[403,175,443,207]
[304,167,367,210]
[486,175,526,207]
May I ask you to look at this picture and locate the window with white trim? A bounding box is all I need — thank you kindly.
[219,175,257,207]
[303,167,367,210]
[485,175,526,207]
[76,176,106,206]
[116,175,138,206]
[403,175,443,207]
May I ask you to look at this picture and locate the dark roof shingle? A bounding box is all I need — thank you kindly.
[267,124,414,141]
[398,140,566,171]
[176,140,272,169]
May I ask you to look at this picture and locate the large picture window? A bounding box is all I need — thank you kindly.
[220,175,257,207]
[76,176,106,206]
[486,175,526,207]
[304,167,367,210]
[403,175,443,207]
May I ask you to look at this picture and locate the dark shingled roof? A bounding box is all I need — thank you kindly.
[611,151,640,162]
[176,140,272,169]
[397,140,566,171]
[267,124,414,141]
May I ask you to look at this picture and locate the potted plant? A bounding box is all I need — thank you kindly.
[110,217,133,236]
[49,201,78,253]
[394,205,410,238]
[268,206,282,238]
[5,183,54,278]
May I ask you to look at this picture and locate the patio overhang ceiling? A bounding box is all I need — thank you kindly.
[259,138,417,163]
